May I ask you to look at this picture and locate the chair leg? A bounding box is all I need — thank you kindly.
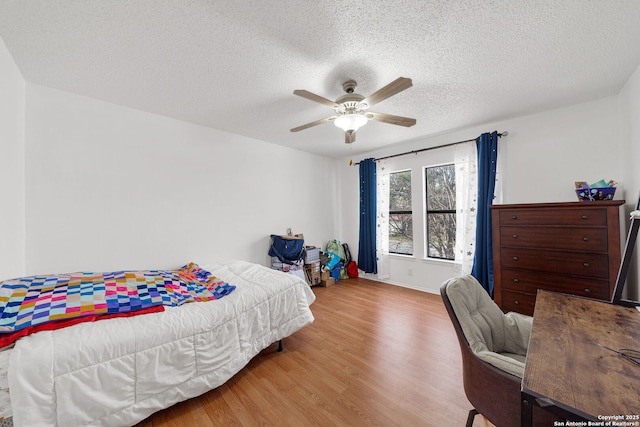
[466,408,479,427]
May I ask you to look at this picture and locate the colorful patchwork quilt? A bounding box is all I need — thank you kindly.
[0,262,236,335]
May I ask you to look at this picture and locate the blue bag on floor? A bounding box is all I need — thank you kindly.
[326,252,341,270]
[330,262,343,282]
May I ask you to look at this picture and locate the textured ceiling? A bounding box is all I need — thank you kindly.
[1,1,640,158]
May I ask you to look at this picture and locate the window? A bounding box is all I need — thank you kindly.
[389,170,413,255]
[425,164,456,260]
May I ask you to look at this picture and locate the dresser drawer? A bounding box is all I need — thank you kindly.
[500,248,609,279]
[500,269,610,300]
[500,290,536,315]
[499,208,607,226]
[500,226,607,252]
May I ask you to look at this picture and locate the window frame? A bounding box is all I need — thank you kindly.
[424,163,456,261]
[388,169,413,256]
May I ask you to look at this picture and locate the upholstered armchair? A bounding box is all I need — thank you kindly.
[440,275,558,427]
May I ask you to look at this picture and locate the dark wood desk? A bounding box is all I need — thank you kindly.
[522,291,640,426]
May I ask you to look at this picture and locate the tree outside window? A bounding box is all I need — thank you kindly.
[389,170,413,255]
[425,164,456,260]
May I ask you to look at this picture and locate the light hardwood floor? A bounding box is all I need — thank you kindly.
[136,278,493,427]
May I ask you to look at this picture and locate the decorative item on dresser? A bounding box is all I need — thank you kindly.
[490,200,625,316]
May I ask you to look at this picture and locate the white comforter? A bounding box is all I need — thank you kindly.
[8,261,315,427]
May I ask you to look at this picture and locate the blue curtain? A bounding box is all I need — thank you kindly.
[358,158,378,274]
[471,131,499,296]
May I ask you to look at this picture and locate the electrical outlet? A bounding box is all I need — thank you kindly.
[408,267,413,276]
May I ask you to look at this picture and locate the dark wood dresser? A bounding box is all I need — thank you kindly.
[490,200,625,315]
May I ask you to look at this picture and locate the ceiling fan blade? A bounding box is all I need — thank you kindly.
[290,116,336,132]
[345,130,356,144]
[366,112,416,127]
[293,90,339,108]
[362,77,413,108]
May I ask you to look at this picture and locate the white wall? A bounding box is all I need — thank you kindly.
[619,63,640,300]
[340,96,623,294]
[25,84,339,274]
[0,37,25,280]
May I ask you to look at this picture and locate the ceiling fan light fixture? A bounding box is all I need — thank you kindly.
[334,113,368,132]
[291,77,415,142]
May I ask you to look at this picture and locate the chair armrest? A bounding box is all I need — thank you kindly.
[476,349,526,378]
[502,311,533,355]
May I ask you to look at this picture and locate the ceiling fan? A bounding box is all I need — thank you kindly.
[290,77,417,144]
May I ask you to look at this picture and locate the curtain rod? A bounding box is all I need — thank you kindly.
[350,131,508,166]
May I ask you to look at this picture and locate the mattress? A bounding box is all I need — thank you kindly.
[7,260,315,427]
[0,346,11,421]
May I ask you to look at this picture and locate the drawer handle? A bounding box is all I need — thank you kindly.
[513,278,520,283]
[513,256,519,261]
[582,237,589,241]
[583,262,591,268]
[584,288,591,293]
[512,234,518,239]
[514,300,520,305]
[581,215,588,220]
[511,215,518,220]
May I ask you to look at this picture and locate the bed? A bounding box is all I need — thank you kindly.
[0,260,315,427]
